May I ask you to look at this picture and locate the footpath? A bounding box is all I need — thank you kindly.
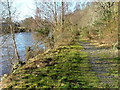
[80,40,118,88]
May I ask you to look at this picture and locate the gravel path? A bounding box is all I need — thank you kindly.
[80,41,118,88]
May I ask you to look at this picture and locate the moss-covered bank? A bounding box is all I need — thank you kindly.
[2,44,100,89]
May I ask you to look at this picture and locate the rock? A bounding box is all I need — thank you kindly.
[1,74,8,81]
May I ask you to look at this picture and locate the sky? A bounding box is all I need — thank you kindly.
[5,0,118,21]
[13,0,80,21]
[13,0,35,21]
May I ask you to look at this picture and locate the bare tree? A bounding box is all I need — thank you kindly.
[61,1,65,32]
[33,1,58,49]
[1,0,20,65]
[33,1,74,48]
[95,2,115,21]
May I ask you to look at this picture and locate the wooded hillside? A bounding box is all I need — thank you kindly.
[21,2,118,49]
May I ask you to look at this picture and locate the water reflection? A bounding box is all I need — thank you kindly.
[0,32,43,77]
[15,32,35,61]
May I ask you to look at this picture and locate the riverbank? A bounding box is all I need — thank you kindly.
[1,42,101,88]
[1,40,119,88]
[0,32,42,80]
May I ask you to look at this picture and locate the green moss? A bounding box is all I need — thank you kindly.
[3,45,100,88]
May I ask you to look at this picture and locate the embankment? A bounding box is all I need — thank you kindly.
[1,44,100,88]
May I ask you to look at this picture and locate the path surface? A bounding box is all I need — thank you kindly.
[80,40,118,88]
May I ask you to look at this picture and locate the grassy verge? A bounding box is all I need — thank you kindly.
[2,44,100,88]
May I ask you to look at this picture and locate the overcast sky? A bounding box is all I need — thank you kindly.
[7,0,118,21]
[13,0,35,21]
[11,0,87,21]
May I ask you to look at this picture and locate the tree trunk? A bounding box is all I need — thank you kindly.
[62,1,65,32]
[10,25,20,61]
[6,0,20,63]
[54,2,57,26]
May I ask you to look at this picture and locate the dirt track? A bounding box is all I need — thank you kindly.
[80,41,118,88]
